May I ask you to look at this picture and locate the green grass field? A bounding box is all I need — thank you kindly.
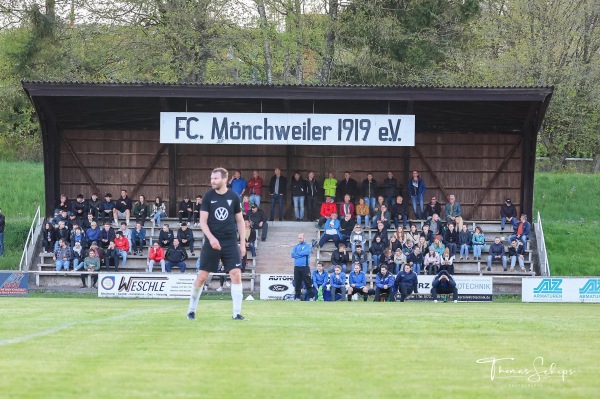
[0,297,597,399]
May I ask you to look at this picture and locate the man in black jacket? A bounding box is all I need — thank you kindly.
[337,171,358,203]
[423,196,442,221]
[391,195,409,229]
[71,194,89,222]
[431,270,458,302]
[383,171,399,209]
[177,222,195,256]
[166,239,188,272]
[179,196,194,225]
[113,189,132,226]
[305,171,320,221]
[500,198,518,231]
[269,167,287,221]
[330,243,350,273]
[158,224,174,248]
[248,205,268,241]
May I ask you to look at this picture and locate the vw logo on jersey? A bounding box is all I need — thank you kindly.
[215,207,229,221]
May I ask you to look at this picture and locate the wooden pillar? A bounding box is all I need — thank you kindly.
[521,103,538,219]
[35,98,61,217]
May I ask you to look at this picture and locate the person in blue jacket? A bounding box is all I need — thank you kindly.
[431,270,458,303]
[291,233,314,301]
[374,264,395,302]
[395,264,419,302]
[311,262,329,299]
[329,264,346,302]
[131,222,147,255]
[347,262,369,301]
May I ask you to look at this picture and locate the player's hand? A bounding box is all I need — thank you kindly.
[210,238,221,250]
[239,246,247,258]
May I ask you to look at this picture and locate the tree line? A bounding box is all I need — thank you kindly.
[1,0,598,170]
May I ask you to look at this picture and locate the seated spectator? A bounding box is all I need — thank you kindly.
[88,194,101,220]
[329,264,347,302]
[431,270,458,302]
[192,195,202,226]
[355,198,371,229]
[158,224,174,248]
[406,224,420,245]
[440,248,455,274]
[352,245,368,273]
[85,221,100,246]
[316,213,341,249]
[151,196,167,227]
[104,241,120,271]
[52,210,69,228]
[131,223,147,255]
[132,195,151,226]
[420,224,434,246]
[374,264,395,302]
[431,235,445,257]
[88,241,105,269]
[428,214,442,236]
[444,194,463,231]
[178,196,194,225]
[71,194,89,222]
[114,230,129,266]
[165,238,188,272]
[316,196,337,228]
[443,222,459,256]
[349,224,366,253]
[72,241,85,271]
[378,248,395,273]
[361,173,378,212]
[393,226,406,246]
[347,262,369,301]
[244,219,257,258]
[487,236,507,271]
[369,236,385,269]
[407,246,424,275]
[177,222,195,256]
[471,226,486,260]
[389,235,402,254]
[339,194,355,220]
[43,223,55,253]
[54,194,71,217]
[99,193,115,224]
[330,243,350,273]
[509,214,531,247]
[311,262,329,300]
[54,221,70,250]
[395,264,419,302]
[372,203,391,229]
[500,198,518,231]
[423,196,442,221]
[423,248,440,275]
[67,213,82,232]
[402,238,415,257]
[147,242,166,273]
[391,195,409,229]
[415,236,428,259]
[393,248,407,274]
[119,221,132,252]
[372,195,386,217]
[339,213,357,243]
[459,224,472,260]
[70,228,87,251]
[113,189,132,226]
[53,239,72,271]
[80,249,100,288]
[249,204,268,242]
[373,222,389,247]
[290,172,306,221]
[508,239,526,272]
[82,213,95,231]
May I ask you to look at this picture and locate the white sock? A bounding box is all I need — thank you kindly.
[231,283,243,317]
[188,285,203,313]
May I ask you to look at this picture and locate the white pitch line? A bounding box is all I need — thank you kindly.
[0,305,179,347]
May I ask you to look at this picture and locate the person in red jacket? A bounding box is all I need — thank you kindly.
[247,170,264,208]
[316,196,337,228]
[147,242,166,272]
[114,230,130,266]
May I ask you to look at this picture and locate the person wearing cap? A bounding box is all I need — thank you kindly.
[423,196,442,221]
[374,264,395,302]
[178,196,194,225]
[114,230,129,266]
[248,204,268,241]
[500,198,518,231]
[177,222,196,256]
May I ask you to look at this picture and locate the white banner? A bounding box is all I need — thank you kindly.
[160,112,415,146]
[98,273,196,299]
[260,274,295,300]
[522,277,600,303]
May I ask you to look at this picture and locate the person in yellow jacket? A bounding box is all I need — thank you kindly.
[323,172,337,200]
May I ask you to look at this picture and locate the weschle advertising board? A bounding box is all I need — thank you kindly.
[98,273,196,299]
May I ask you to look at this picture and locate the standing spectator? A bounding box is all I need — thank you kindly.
[316,213,341,249]
[391,195,409,230]
[408,170,426,219]
[509,214,531,247]
[347,262,369,301]
[290,233,314,301]
[424,248,440,275]
[459,224,472,260]
[247,170,264,207]
[440,248,455,274]
[71,194,89,222]
[192,195,202,226]
[431,270,459,303]
[423,196,442,221]
[395,264,419,302]
[443,222,459,256]
[151,196,167,227]
[383,171,398,209]
[178,196,194,225]
[337,171,358,202]
[290,172,306,221]
[104,241,120,271]
[165,238,188,273]
[88,194,101,220]
[352,245,368,273]
[311,262,329,300]
[322,172,337,200]
[132,195,151,226]
[305,171,320,222]
[99,193,115,224]
[147,242,166,273]
[248,204,268,242]
[177,222,195,256]
[330,243,350,273]
[227,170,247,201]
[355,198,371,229]
[158,224,174,248]
[329,265,347,302]
[407,246,424,275]
[374,264,395,302]
[113,190,132,226]
[131,223,147,255]
[339,194,355,219]
[471,226,486,260]
[43,222,55,253]
[80,249,100,289]
[316,196,337,228]
[487,236,507,271]
[444,194,464,231]
[500,198,518,232]
[508,239,526,272]
[361,173,378,212]
[269,167,287,221]
[53,239,72,271]
[114,230,129,266]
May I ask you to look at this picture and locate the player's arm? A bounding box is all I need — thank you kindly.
[200,210,220,250]
[235,211,246,257]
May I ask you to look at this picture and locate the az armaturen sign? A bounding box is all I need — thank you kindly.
[160,113,415,146]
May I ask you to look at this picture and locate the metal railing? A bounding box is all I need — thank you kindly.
[535,211,550,276]
[19,206,42,271]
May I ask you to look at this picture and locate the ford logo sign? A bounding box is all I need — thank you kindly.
[269,284,288,292]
